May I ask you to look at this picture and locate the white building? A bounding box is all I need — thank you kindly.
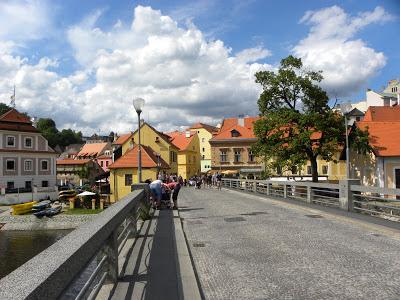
[0,109,58,204]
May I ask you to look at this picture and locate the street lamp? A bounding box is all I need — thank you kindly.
[340,102,352,179]
[133,97,145,183]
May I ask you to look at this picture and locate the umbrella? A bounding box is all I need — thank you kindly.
[77,191,96,197]
[221,170,239,175]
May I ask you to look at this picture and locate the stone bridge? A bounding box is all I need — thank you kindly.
[1,185,400,300]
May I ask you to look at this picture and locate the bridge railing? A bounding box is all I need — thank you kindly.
[221,178,400,221]
[0,184,150,300]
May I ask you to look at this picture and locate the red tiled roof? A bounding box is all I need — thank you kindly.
[108,145,169,169]
[357,121,400,157]
[211,116,260,140]
[0,108,31,123]
[56,159,91,165]
[165,131,195,150]
[77,143,108,158]
[0,109,38,132]
[189,122,218,133]
[363,106,400,122]
[113,133,134,145]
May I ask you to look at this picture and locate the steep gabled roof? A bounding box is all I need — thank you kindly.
[133,122,179,150]
[165,131,196,151]
[363,106,400,122]
[0,108,38,133]
[189,122,218,133]
[77,143,109,158]
[113,132,134,145]
[108,145,169,169]
[357,121,400,157]
[211,116,259,141]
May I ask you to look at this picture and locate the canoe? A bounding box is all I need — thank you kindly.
[34,205,62,218]
[32,200,51,211]
[11,201,37,215]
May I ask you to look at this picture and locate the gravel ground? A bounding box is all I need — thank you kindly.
[179,187,400,300]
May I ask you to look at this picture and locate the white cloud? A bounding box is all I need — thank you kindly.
[0,0,53,43]
[0,5,271,135]
[293,6,392,97]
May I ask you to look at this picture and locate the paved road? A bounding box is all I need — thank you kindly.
[179,187,400,300]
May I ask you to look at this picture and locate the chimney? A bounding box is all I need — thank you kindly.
[185,131,191,138]
[238,114,244,127]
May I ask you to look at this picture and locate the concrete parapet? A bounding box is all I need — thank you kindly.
[339,179,360,211]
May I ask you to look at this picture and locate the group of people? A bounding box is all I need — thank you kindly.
[189,172,223,190]
[147,175,183,210]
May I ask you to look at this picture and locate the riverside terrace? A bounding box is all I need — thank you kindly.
[1,181,400,299]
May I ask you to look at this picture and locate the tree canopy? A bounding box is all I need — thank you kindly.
[253,55,370,182]
[37,118,83,149]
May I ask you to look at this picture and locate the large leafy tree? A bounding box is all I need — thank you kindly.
[36,118,83,149]
[253,55,370,182]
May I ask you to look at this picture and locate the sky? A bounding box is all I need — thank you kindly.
[0,0,399,135]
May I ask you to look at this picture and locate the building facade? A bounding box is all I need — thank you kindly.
[210,116,264,179]
[109,145,169,202]
[0,109,58,191]
[188,123,218,173]
[166,131,201,179]
[56,159,104,186]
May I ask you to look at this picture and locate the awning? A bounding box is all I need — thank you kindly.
[221,170,239,175]
[240,168,263,173]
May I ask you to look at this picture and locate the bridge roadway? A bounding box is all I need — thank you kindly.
[179,186,400,300]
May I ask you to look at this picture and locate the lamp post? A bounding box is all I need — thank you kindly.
[133,97,145,183]
[340,102,352,179]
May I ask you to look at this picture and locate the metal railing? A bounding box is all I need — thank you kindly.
[221,178,400,222]
[0,184,150,300]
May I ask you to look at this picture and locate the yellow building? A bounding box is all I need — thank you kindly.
[188,123,218,173]
[166,131,201,180]
[109,144,169,202]
[132,123,179,175]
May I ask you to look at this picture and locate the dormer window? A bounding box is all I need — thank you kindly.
[231,129,240,137]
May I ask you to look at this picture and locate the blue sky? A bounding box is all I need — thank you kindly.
[0,0,398,134]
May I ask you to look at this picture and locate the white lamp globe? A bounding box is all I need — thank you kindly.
[133,98,145,113]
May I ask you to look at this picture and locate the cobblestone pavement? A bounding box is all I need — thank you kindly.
[179,187,400,300]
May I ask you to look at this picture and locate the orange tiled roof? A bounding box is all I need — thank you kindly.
[211,116,260,140]
[108,145,169,169]
[77,143,108,158]
[56,159,91,165]
[357,121,400,157]
[113,133,133,145]
[363,106,400,122]
[165,131,196,150]
[189,122,218,133]
[0,109,38,133]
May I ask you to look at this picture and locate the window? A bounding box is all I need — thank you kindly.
[6,159,15,171]
[220,150,227,162]
[125,174,132,186]
[42,181,49,187]
[202,155,205,159]
[7,136,15,147]
[24,137,33,148]
[201,138,205,142]
[24,160,33,171]
[155,137,160,143]
[100,161,104,167]
[202,147,205,152]
[276,166,282,175]
[41,160,49,171]
[291,166,297,175]
[25,181,32,189]
[234,149,241,162]
[231,129,240,137]
[7,182,14,189]
[170,151,177,163]
[322,165,328,175]
[307,166,312,175]
[248,150,254,162]
[106,161,109,167]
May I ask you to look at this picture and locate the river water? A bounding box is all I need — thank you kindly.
[0,230,71,279]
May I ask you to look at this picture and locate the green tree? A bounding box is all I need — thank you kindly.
[59,129,83,147]
[36,118,60,148]
[253,55,370,182]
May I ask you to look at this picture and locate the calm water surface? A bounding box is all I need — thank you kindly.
[0,230,71,279]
